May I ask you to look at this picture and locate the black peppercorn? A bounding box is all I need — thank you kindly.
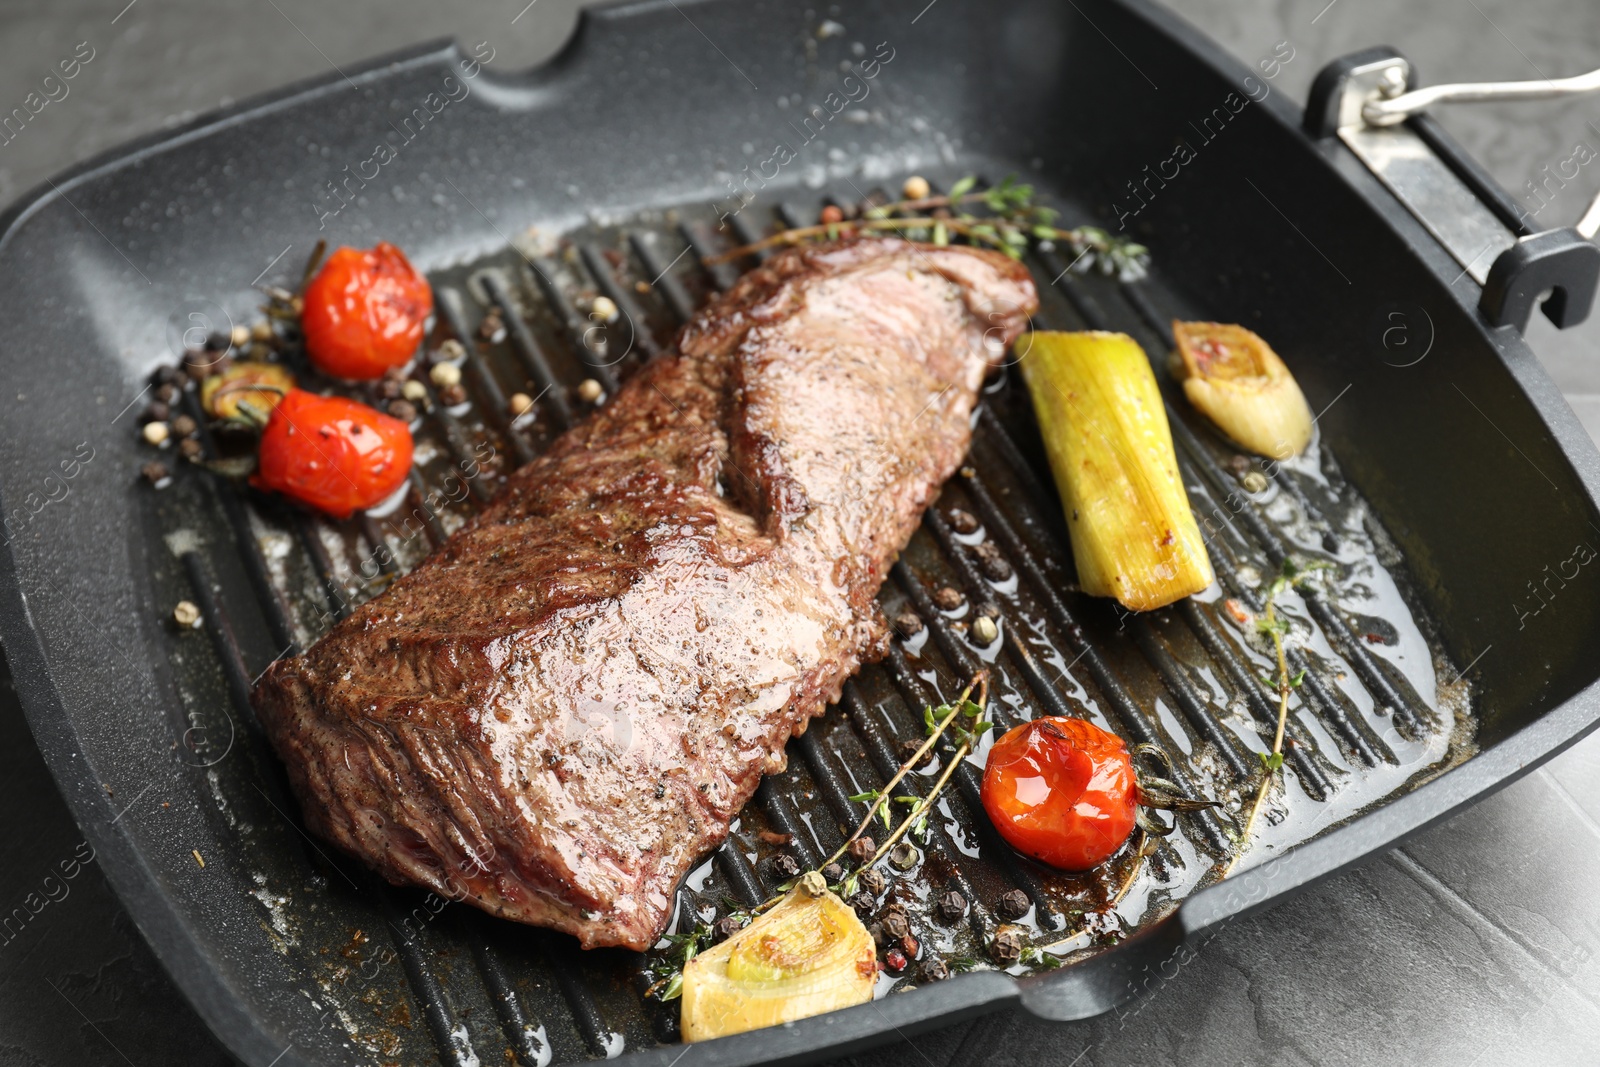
[857,868,887,897]
[972,541,1013,582]
[387,399,418,423]
[439,383,468,407]
[868,922,887,947]
[848,891,876,918]
[769,853,801,880]
[880,906,911,941]
[711,914,748,942]
[821,862,844,884]
[1227,454,1252,480]
[995,889,1031,921]
[141,401,170,425]
[178,438,204,461]
[170,414,198,439]
[931,586,965,611]
[154,383,179,405]
[947,508,979,535]
[140,461,170,486]
[991,926,1024,965]
[153,365,183,387]
[897,737,930,768]
[893,611,924,639]
[847,836,875,864]
[920,958,951,982]
[936,890,968,922]
[377,378,404,401]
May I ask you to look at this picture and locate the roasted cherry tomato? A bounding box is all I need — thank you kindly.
[980,716,1137,871]
[251,389,413,519]
[301,242,432,379]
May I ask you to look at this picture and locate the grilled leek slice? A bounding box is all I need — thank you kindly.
[680,874,876,1042]
[1017,330,1213,612]
[1170,321,1312,459]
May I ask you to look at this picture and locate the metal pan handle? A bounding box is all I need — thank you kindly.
[1305,48,1600,334]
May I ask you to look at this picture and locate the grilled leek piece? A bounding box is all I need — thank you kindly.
[680,873,876,1042]
[1170,321,1312,459]
[1017,330,1213,612]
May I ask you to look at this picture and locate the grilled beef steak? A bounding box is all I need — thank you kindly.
[252,239,1037,949]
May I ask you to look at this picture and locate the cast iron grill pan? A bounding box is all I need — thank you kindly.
[3,2,1600,1066]
[139,179,1469,1067]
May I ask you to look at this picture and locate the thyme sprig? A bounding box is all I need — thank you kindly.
[1236,557,1336,844]
[644,923,714,1002]
[708,175,1150,280]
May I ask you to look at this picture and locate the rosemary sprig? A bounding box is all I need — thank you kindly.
[1236,558,1335,844]
[708,175,1150,280]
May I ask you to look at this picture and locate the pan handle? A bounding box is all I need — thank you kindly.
[1305,47,1600,334]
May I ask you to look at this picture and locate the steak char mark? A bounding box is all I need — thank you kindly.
[252,239,1038,949]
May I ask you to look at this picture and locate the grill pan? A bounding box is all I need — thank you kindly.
[3,1,1600,1065]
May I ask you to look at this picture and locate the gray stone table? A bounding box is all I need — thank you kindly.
[0,1,1595,1065]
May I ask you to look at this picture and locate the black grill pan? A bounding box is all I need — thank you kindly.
[2,1,1600,1065]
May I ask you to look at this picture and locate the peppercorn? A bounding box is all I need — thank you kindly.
[889,842,919,870]
[821,862,844,884]
[430,361,463,389]
[153,365,183,387]
[140,461,170,486]
[857,868,887,897]
[250,321,275,344]
[769,853,801,880]
[170,414,197,439]
[591,295,619,322]
[440,339,468,361]
[883,947,908,974]
[847,836,875,864]
[401,380,429,403]
[868,922,887,948]
[897,737,930,768]
[179,438,204,461]
[477,310,504,342]
[377,378,404,401]
[937,890,968,922]
[142,421,170,446]
[154,383,179,405]
[931,586,965,611]
[920,958,951,982]
[172,600,202,628]
[893,611,924,639]
[969,615,999,646]
[902,175,931,201]
[848,891,876,918]
[711,914,748,942]
[995,888,1032,921]
[141,401,170,425]
[1242,470,1269,494]
[577,378,603,403]
[387,399,418,423]
[947,508,979,534]
[972,541,1013,582]
[819,204,845,225]
[1227,454,1252,480]
[880,907,910,941]
[509,392,535,417]
[439,383,468,407]
[230,324,250,348]
[991,925,1024,965]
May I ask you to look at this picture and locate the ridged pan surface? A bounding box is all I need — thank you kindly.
[1,2,1598,1066]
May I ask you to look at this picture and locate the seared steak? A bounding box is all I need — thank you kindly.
[252,239,1037,949]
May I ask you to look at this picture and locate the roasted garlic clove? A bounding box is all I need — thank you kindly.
[1170,321,1312,459]
[680,873,876,1042]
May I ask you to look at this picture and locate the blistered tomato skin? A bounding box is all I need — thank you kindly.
[301,242,433,380]
[251,389,414,519]
[980,717,1137,871]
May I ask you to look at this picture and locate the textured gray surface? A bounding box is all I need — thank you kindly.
[0,1,1597,1065]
